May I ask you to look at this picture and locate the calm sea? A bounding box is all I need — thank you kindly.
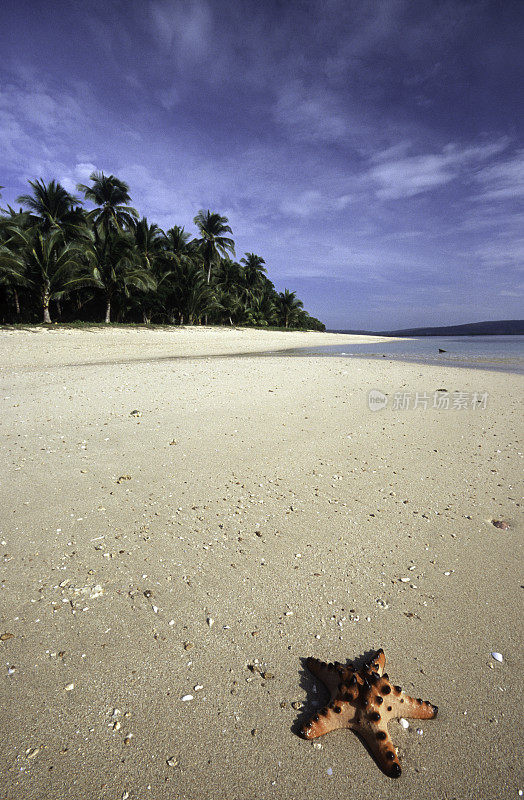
[273,335,524,374]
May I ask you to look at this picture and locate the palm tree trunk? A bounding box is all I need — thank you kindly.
[43,291,52,324]
[105,298,111,324]
[13,288,20,317]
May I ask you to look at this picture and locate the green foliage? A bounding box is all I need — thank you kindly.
[0,175,324,330]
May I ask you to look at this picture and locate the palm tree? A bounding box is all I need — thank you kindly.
[239,253,266,295]
[193,210,235,285]
[82,229,156,323]
[132,218,169,322]
[17,179,85,235]
[168,258,214,325]
[278,289,304,328]
[0,208,33,317]
[2,226,86,322]
[133,217,165,269]
[77,172,138,235]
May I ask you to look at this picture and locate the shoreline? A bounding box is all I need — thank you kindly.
[1,327,522,799]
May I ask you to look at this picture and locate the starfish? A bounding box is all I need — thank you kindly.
[301,648,438,778]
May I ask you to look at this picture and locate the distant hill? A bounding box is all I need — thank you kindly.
[330,320,524,337]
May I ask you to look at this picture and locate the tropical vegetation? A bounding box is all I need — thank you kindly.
[0,173,325,330]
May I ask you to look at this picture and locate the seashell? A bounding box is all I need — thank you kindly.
[64,683,75,691]
[181,694,193,702]
[491,652,503,663]
[399,718,409,729]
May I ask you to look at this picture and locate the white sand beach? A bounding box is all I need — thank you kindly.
[0,326,522,799]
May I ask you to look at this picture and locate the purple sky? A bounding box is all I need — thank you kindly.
[1,0,522,329]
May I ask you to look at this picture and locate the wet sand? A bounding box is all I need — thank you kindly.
[0,326,522,799]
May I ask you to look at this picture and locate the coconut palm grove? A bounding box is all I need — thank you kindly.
[0,173,325,330]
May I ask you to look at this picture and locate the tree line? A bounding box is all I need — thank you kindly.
[0,173,325,330]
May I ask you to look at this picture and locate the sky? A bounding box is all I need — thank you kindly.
[0,0,523,330]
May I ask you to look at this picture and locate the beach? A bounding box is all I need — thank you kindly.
[0,326,522,800]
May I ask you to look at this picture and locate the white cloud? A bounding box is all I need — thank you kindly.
[473,149,524,201]
[368,139,509,200]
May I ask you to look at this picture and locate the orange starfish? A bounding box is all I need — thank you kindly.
[301,648,438,778]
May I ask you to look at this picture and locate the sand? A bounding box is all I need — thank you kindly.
[0,326,522,800]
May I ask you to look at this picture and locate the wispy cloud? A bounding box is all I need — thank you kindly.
[367,139,509,199]
[274,81,350,144]
[473,149,524,201]
[149,0,212,61]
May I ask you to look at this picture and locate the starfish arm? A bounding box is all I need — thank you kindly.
[365,648,386,676]
[388,689,438,720]
[302,701,356,739]
[355,720,402,779]
[304,657,350,696]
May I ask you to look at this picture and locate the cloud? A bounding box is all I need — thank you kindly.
[149,0,211,60]
[473,149,524,201]
[368,139,509,200]
[59,163,98,195]
[274,81,349,144]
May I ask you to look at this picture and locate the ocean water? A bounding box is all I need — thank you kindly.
[273,335,524,374]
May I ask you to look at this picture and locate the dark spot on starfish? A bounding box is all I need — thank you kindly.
[312,715,319,722]
[369,711,381,721]
[319,708,327,716]
[376,731,387,740]
[386,751,395,761]
[394,685,402,693]
[400,699,404,703]
[417,698,423,704]
[382,673,388,680]
[381,686,391,695]
[432,705,439,717]
[349,675,357,685]
[363,679,371,690]
[376,696,383,705]
[333,706,341,714]
[389,763,401,778]
[377,648,384,654]
[387,706,392,712]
